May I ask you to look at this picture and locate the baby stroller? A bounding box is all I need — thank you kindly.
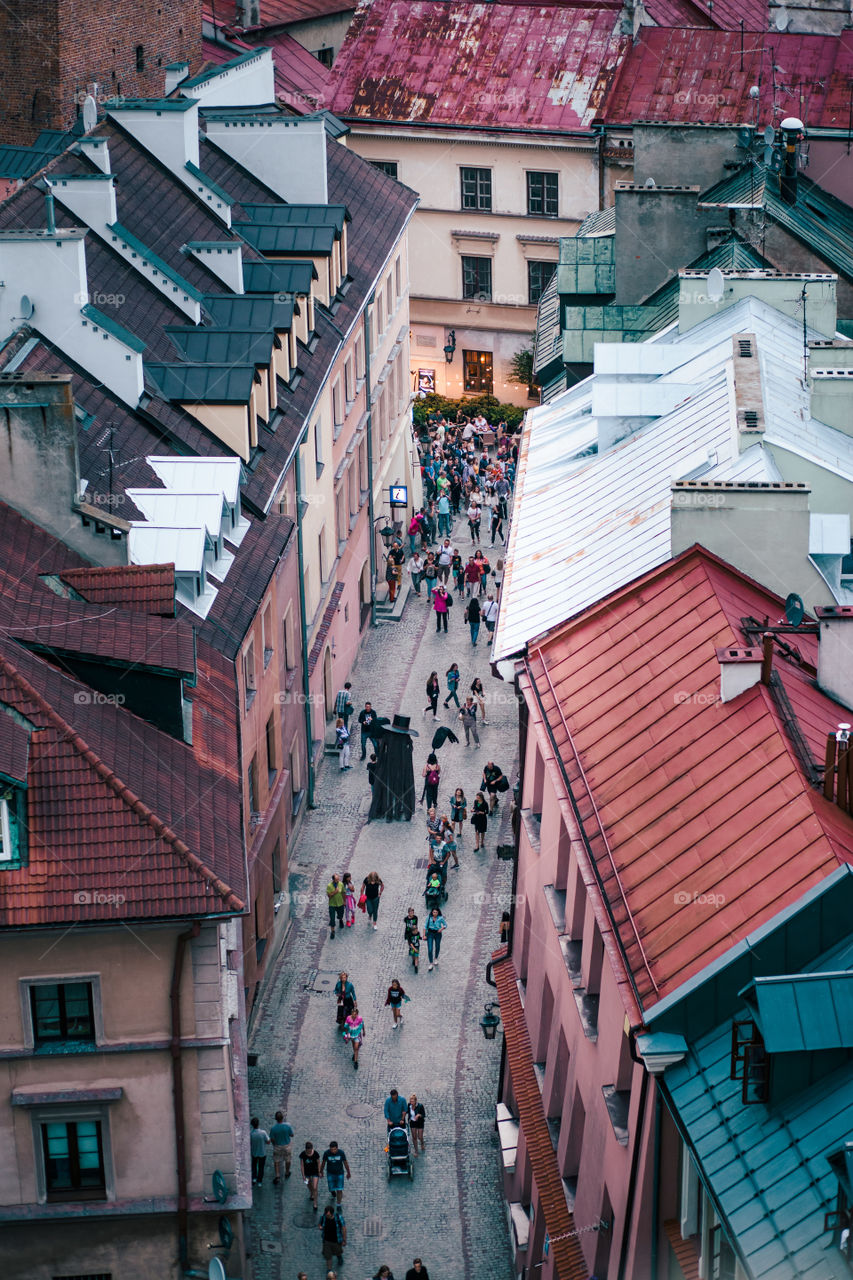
[387,1125,414,1181]
[424,868,447,912]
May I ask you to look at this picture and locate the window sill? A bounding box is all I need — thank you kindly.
[245,689,257,713]
[573,987,599,1041]
[543,884,566,932]
[315,462,325,480]
[263,649,273,669]
[602,1085,630,1146]
[285,666,299,691]
[31,1040,97,1055]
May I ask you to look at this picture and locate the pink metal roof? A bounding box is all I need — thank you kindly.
[214,0,354,26]
[526,547,853,1010]
[326,0,628,132]
[603,28,853,129]
[643,0,767,32]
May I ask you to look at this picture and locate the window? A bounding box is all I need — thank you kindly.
[395,254,402,298]
[262,602,273,669]
[315,46,334,67]
[527,171,558,217]
[370,160,398,180]
[344,355,355,404]
[461,166,492,211]
[318,528,326,583]
[355,331,365,380]
[248,756,259,817]
[0,794,11,860]
[0,786,26,865]
[708,1223,737,1280]
[376,292,385,339]
[335,484,347,545]
[31,983,95,1047]
[528,260,557,306]
[385,275,393,322]
[135,45,145,73]
[42,1119,105,1201]
[730,1019,770,1103]
[283,607,296,672]
[461,256,492,302]
[313,418,324,475]
[332,377,344,429]
[265,712,278,786]
[463,349,493,394]
[242,641,256,711]
[290,738,304,816]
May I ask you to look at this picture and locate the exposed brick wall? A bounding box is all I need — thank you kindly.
[0,0,203,144]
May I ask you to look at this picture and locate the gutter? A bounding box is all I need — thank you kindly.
[616,1060,651,1280]
[364,292,377,627]
[171,919,201,1274]
[293,443,316,808]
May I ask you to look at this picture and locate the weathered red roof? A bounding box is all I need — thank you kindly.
[327,0,628,132]
[643,0,767,32]
[602,27,853,129]
[211,0,354,27]
[525,547,853,1010]
[59,564,176,616]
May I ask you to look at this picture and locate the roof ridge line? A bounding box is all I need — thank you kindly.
[0,650,244,913]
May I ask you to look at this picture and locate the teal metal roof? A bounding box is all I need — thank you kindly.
[185,240,243,252]
[184,162,235,207]
[80,304,146,354]
[111,98,197,112]
[107,222,205,302]
[235,221,337,254]
[533,270,561,381]
[165,327,275,365]
[743,972,853,1054]
[145,363,256,403]
[699,164,853,284]
[180,48,268,89]
[202,293,294,330]
[240,202,349,230]
[576,206,615,237]
[242,260,316,294]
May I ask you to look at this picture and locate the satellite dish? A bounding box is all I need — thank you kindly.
[781,115,804,132]
[737,126,754,148]
[82,93,97,132]
[209,1260,226,1280]
[218,1215,234,1251]
[775,5,789,27]
[785,592,805,626]
[763,145,774,164]
[644,176,656,189]
[19,295,34,320]
[749,84,760,99]
[763,124,776,145]
[769,149,784,173]
[706,268,724,302]
[211,1169,228,1204]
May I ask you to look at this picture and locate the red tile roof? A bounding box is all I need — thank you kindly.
[326,0,628,132]
[59,564,176,616]
[602,28,853,129]
[665,1219,701,1280]
[525,547,853,1011]
[0,712,29,785]
[492,948,590,1280]
[207,0,354,28]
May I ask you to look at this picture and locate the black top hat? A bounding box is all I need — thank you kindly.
[385,713,419,737]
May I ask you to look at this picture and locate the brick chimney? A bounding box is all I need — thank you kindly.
[716,646,764,702]
[816,607,853,711]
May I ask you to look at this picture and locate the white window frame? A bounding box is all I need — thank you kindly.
[0,795,12,861]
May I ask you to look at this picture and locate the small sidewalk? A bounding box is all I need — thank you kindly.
[246,516,516,1280]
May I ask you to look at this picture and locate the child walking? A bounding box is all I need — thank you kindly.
[451,787,467,838]
[342,873,356,928]
[385,978,408,1028]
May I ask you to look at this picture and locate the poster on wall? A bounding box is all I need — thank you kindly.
[417,368,436,395]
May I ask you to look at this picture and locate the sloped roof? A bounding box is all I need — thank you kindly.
[0,713,29,785]
[234,220,337,253]
[240,202,348,228]
[241,260,317,294]
[166,326,276,365]
[642,237,771,326]
[603,28,853,129]
[205,0,354,30]
[525,546,853,1009]
[745,971,853,1052]
[58,565,176,616]
[146,363,258,403]
[327,0,628,132]
[202,24,334,115]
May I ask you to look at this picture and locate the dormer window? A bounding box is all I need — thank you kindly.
[0,785,27,867]
[730,1019,769,1103]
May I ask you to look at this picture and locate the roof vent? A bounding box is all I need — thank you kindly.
[743,409,759,429]
[716,646,763,703]
[738,339,753,358]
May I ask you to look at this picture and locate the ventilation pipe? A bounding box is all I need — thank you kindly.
[780,117,803,206]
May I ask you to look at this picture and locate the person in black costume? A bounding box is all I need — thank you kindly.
[368,714,419,822]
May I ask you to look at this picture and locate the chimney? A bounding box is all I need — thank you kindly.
[678,271,837,338]
[76,135,111,173]
[816,607,853,711]
[164,62,189,95]
[205,115,328,205]
[731,334,765,447]
[779,117,803,207]
[716,646,764,702]
[824,722,853,812]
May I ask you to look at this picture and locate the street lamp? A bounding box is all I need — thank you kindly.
[480,1001,501,1040]
[378,523,395,548]
[443,330,456,363]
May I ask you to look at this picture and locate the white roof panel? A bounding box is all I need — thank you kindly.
[809,512,851,555]
[128,524,206,573]
[127,490,224,537]
[145,455,241,505]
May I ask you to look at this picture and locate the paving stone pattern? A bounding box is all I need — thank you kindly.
[247,521,516,1280]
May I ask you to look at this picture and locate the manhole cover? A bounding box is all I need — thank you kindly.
[415,858,429,868]
[259,1240,283,1254]
[291,1210,319,1230]
[306,969,339,994]
[363,1215,384,1237]
[346,1103,374,1120]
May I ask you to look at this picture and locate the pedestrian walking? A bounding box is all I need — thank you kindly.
[299,1141,321,1210]
[471,791,489,850]
[438,538,453,581]
[342,873,356,928]
[361,871,384,929]
[358,702,380,760]
[451,786,467,837]
[423,671,440,720]
[405,1261,430,1280]
[250,1116,270,1186]
[471,676,488,723]
[451,548,464,594]
[483,593,499,637]
[407,551,424,596]
[335,717,351,770]
[384,551,399,604]
[464,555,480,597]
[384,1088,407,1130]
[467,499,481,542]
[443,662,461,708]
[407,1097,426,1155]
[422,552,438,602]
[490,503,504,545]
[420,754,441,809]
[270,1111,294,1184]
[482,760,507,813]
[424,907,447,970]
[318,1204,347,1265]
[320,1142,351,1202]
[335,972,356,1032]
[500,911,511,946]
[342,1005,365,1069]
[403,908,421,973]
[437,491,452,538]
[367,752,378,789]
[465,594,481,646]
[433,584,452,633]
[385,978,409,1028]
[408,511,423,555]
[326,874,345,938]
[458,697,480,747]
[334,682,354,730]
[373,1268,395,1280]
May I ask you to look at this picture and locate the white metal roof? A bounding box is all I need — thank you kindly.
[493,295,853,662]
[809,512,850,555]
[145,456,241,506]
[126,490,225,538]
[128,524,206,573]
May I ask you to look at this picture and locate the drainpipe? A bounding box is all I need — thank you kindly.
[364,295,377,627]
[597,125,606,212]
[650,1090,662,1280]
[294,445,316,808]
[615,1065,650,1280]
[171,919,201,1273]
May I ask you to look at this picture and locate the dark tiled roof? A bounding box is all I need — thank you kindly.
[59,565,176,616]
[202,293,296,330]
[199,512,297,658]
[0,712,29,784]
[308,582,345,675]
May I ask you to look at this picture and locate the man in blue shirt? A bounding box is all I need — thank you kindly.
[384,1088,407,1131]
[320,1141,351,1204]
[269,1110,294,1184]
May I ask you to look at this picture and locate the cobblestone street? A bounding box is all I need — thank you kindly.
[246,526,517,1280]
